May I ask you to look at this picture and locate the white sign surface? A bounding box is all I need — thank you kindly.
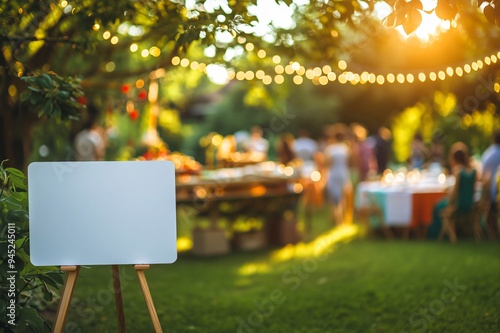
[28,161,177,266]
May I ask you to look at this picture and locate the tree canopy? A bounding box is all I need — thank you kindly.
[1,0,500,168]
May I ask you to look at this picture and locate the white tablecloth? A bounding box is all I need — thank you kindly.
[356,181,451,226]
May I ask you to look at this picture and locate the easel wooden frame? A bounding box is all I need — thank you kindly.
[52,264,163,333]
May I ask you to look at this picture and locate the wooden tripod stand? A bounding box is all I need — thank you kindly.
[53,264,163,333]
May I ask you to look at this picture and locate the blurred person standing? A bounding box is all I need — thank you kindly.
[233,130,250,152]
[293,128,320,179]
[481,129,500,237]
[323,124,352,225]
[350,123,376,182]
[216,135,237,167]
[429,131,446,168]
[276,133,296,165]
[373,127,392,175]
[292,129,319,162]
[74,103,106,161]
[245,126,269,159]
[410,133,428,170]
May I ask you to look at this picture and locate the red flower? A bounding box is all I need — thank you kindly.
[121,84,130,94]
[138,90,147,100]
[77,96,87,105]
[129,109,139,120]
[142,151,155,160]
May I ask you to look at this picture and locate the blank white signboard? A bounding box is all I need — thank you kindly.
[28,161,177,266]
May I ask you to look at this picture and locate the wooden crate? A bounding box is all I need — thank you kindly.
[191,228,230,256]
[232,230,267,251]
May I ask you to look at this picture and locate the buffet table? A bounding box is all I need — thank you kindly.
[176,165,304,255]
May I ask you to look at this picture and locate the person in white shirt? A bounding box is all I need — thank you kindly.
[293,129,318,162]
[481,129,500,237]
[245,126,269,159]
[74,104,106,161]
[292,129,319,178]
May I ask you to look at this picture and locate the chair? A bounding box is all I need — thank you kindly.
[356,205,393,239]
[477,195,497,240]
[438,203,483,243]
[438,208,458,243]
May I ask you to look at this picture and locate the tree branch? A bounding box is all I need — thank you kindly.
[0,35,84,45]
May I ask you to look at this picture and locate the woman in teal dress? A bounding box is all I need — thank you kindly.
[428,142,477,239]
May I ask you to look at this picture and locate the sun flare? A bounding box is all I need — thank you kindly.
[413,10,451,42]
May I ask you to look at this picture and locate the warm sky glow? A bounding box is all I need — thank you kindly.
[414,10,450,41]
[205,0,455,84]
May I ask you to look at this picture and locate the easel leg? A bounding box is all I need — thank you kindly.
[135,265,163,333]
[112,265,127,333]
[53,266,80,333]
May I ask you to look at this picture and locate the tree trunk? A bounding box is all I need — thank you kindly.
[0,73,37,171]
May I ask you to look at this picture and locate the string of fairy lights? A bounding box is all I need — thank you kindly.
[95,23,500,88]
[86,8,500,88]
[165,45,500,87]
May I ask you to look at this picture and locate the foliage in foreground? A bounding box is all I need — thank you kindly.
[0,162,63,333]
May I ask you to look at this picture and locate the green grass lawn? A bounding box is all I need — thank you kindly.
[46,217,499,333]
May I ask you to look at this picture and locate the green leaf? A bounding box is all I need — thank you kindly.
[13,255,26,272]
[20,91,30,103]
[435,1,457,21]
[0,298,7,316]
[6,192,28,208]
[56,90,70,99]
[19,307,46,332]
[34,78,47,90]
[41,99,54,116]
[38,274,63,289]
[41,73,53,88]
[22,241,30,255]
[403,8,421,34]
[5,168,26,179]
[0,241,7,260]
[394,0,407,9]
[5,168,27,190]
[410,0,423,10]
[382,11,398,26]
[6,210,28,224]
[42,285,53,302]
[0,261,10,278]
[27,86,42,93]
[0,209,7,226]
[484,4,497,25]
[33,92,44,104]
[46,272,64,285]
[53,104,62,119]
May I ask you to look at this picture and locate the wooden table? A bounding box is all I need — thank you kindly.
[176,174,303,254]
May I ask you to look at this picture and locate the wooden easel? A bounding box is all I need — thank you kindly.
[53,264,163,333]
